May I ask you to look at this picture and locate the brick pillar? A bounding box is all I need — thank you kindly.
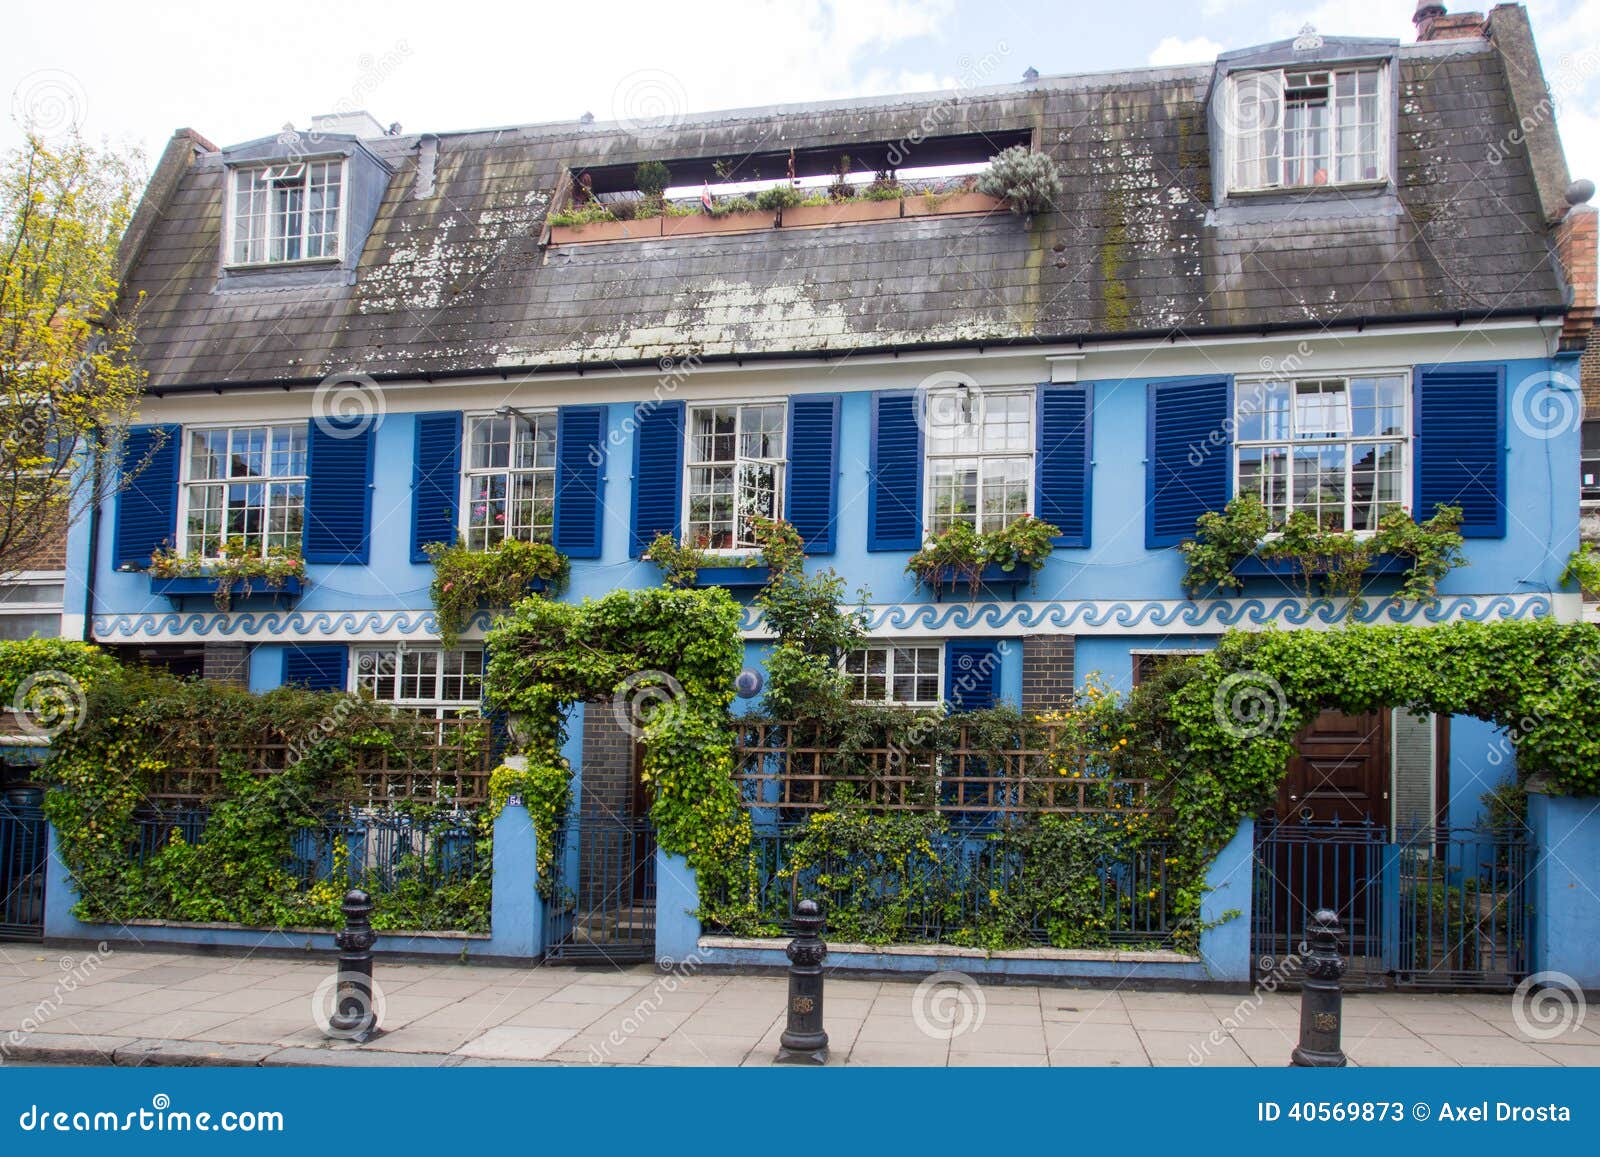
[1020,635,1076,712]
[1558,204,1598,349]
[201,642,249,686]
[579,698,636,818]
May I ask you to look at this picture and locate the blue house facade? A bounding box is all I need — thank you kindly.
[55,10,1600,976]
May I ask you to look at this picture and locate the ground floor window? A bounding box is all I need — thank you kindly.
[843,644,942,706]
[1130,650,1204,686]
[351,645,484,718]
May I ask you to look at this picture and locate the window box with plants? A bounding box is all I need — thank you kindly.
[906,515,1061,601]
[425,538,570,648]
[643,533,770,589]
[1179,495,1466,603]
[900,185,1006,218]
[146,541,307,611]
[661,197,777,236]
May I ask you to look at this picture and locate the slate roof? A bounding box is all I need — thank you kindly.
[123,36,1570,390]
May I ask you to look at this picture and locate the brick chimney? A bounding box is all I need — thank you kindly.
[1558,181,1598,349]
[1414,2,1487,40]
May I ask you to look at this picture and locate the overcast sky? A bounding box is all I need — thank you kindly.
[7,0,1600,191]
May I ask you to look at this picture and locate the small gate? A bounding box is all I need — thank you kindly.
[544,817,656,963]
[1252,819,1532,990]
[1,794,48,941]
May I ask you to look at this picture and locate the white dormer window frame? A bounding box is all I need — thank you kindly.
[1225,62,1389,195]
[225,158,346,267]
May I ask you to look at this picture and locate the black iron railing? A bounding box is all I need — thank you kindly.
[0,795,48,940]
[708,824,1177,948]
[544,817,657,963]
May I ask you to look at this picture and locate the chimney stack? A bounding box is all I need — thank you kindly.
[1414,2,1487,41]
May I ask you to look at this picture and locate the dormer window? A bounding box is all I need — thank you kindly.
[1228,65,1385,193]
[228,160,343,265]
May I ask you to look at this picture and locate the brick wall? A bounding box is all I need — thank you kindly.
[579,699,637,818]
[1021,635,1076,712]
[1558,206,1598,350]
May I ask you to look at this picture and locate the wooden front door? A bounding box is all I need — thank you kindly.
[1274,709,1389,825]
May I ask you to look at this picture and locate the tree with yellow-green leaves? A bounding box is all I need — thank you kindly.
[0,129,147,577]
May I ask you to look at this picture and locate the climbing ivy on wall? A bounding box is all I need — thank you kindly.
[483,586,752,921]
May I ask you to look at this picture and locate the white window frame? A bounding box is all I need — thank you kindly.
[843,642,944,707]
[1225,63,1389,195]
[459,410,558,550]
[682,400,787,554]
[922,386,1036,539]
[224,158,346,267]
[1231,369,1412,535]
[177,422,308,561]
[350,643,485,720]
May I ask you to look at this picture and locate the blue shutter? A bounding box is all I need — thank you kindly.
[869,391,923,551]
[112,423,180,569]
[1414,363,1506,538]
[785,395,840,553]
[411,412,462,563]
[945,640,1002,713]
[1037,385,1093,548]
[1146,377,1231,548]
[630,400,683,557]
[554,405,607,559]
[303,418,374,564]
[282,645,348,691]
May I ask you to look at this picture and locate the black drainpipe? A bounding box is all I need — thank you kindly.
[81,432,102,644]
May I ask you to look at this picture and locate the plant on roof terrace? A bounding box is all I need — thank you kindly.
[634,161,672,200]
[978,145,1062,216]
[705,195,761,218]
[548,202,617,227]
[753,183,804,211]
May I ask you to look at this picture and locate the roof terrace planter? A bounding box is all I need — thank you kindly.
[662,209,778,237]
[779,199,903,228]
[548,216,663,244]
[901,191,1005,218]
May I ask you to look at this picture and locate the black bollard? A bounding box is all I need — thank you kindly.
[775,898,828,1065]
[327,888,381,1043]
[1290,908,1347,1067]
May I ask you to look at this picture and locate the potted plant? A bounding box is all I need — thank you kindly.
[147,538,307,611]
[906,515,1060,599]
[547,201,663,243]
[424,538,570,647]
[976,145,1062,217]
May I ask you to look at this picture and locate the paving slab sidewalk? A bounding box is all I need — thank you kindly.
[2,945,1594,1068]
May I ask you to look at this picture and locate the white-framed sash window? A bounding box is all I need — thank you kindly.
[925,387,1033,537]
[181,424,307,559]
[462,412,557,549]
[1229,65,1386,193]
[685,402,785,551]
[351,644,484,719]
[844,643,943,706]
[228,160,344,265]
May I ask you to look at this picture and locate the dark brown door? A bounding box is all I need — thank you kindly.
[1275,709,1389,825]
[1263,709,1390,964]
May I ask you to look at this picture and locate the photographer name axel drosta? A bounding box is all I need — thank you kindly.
[1436,1103,1574,1123]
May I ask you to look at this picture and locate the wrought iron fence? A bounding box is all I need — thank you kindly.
[706,824,1177,948]
[734,719,1162,817]
[1251,818,1532,990]
[130,805,484,897]
[544,818,657,963]
[0,794,48,940]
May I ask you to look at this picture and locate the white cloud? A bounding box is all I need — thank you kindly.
[1148,36,1223,67]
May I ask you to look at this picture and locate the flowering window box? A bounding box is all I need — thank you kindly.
[929,563,1030,602]
[693,565,771,589]
[149,574,304,604]
[1230,553,1411,580]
